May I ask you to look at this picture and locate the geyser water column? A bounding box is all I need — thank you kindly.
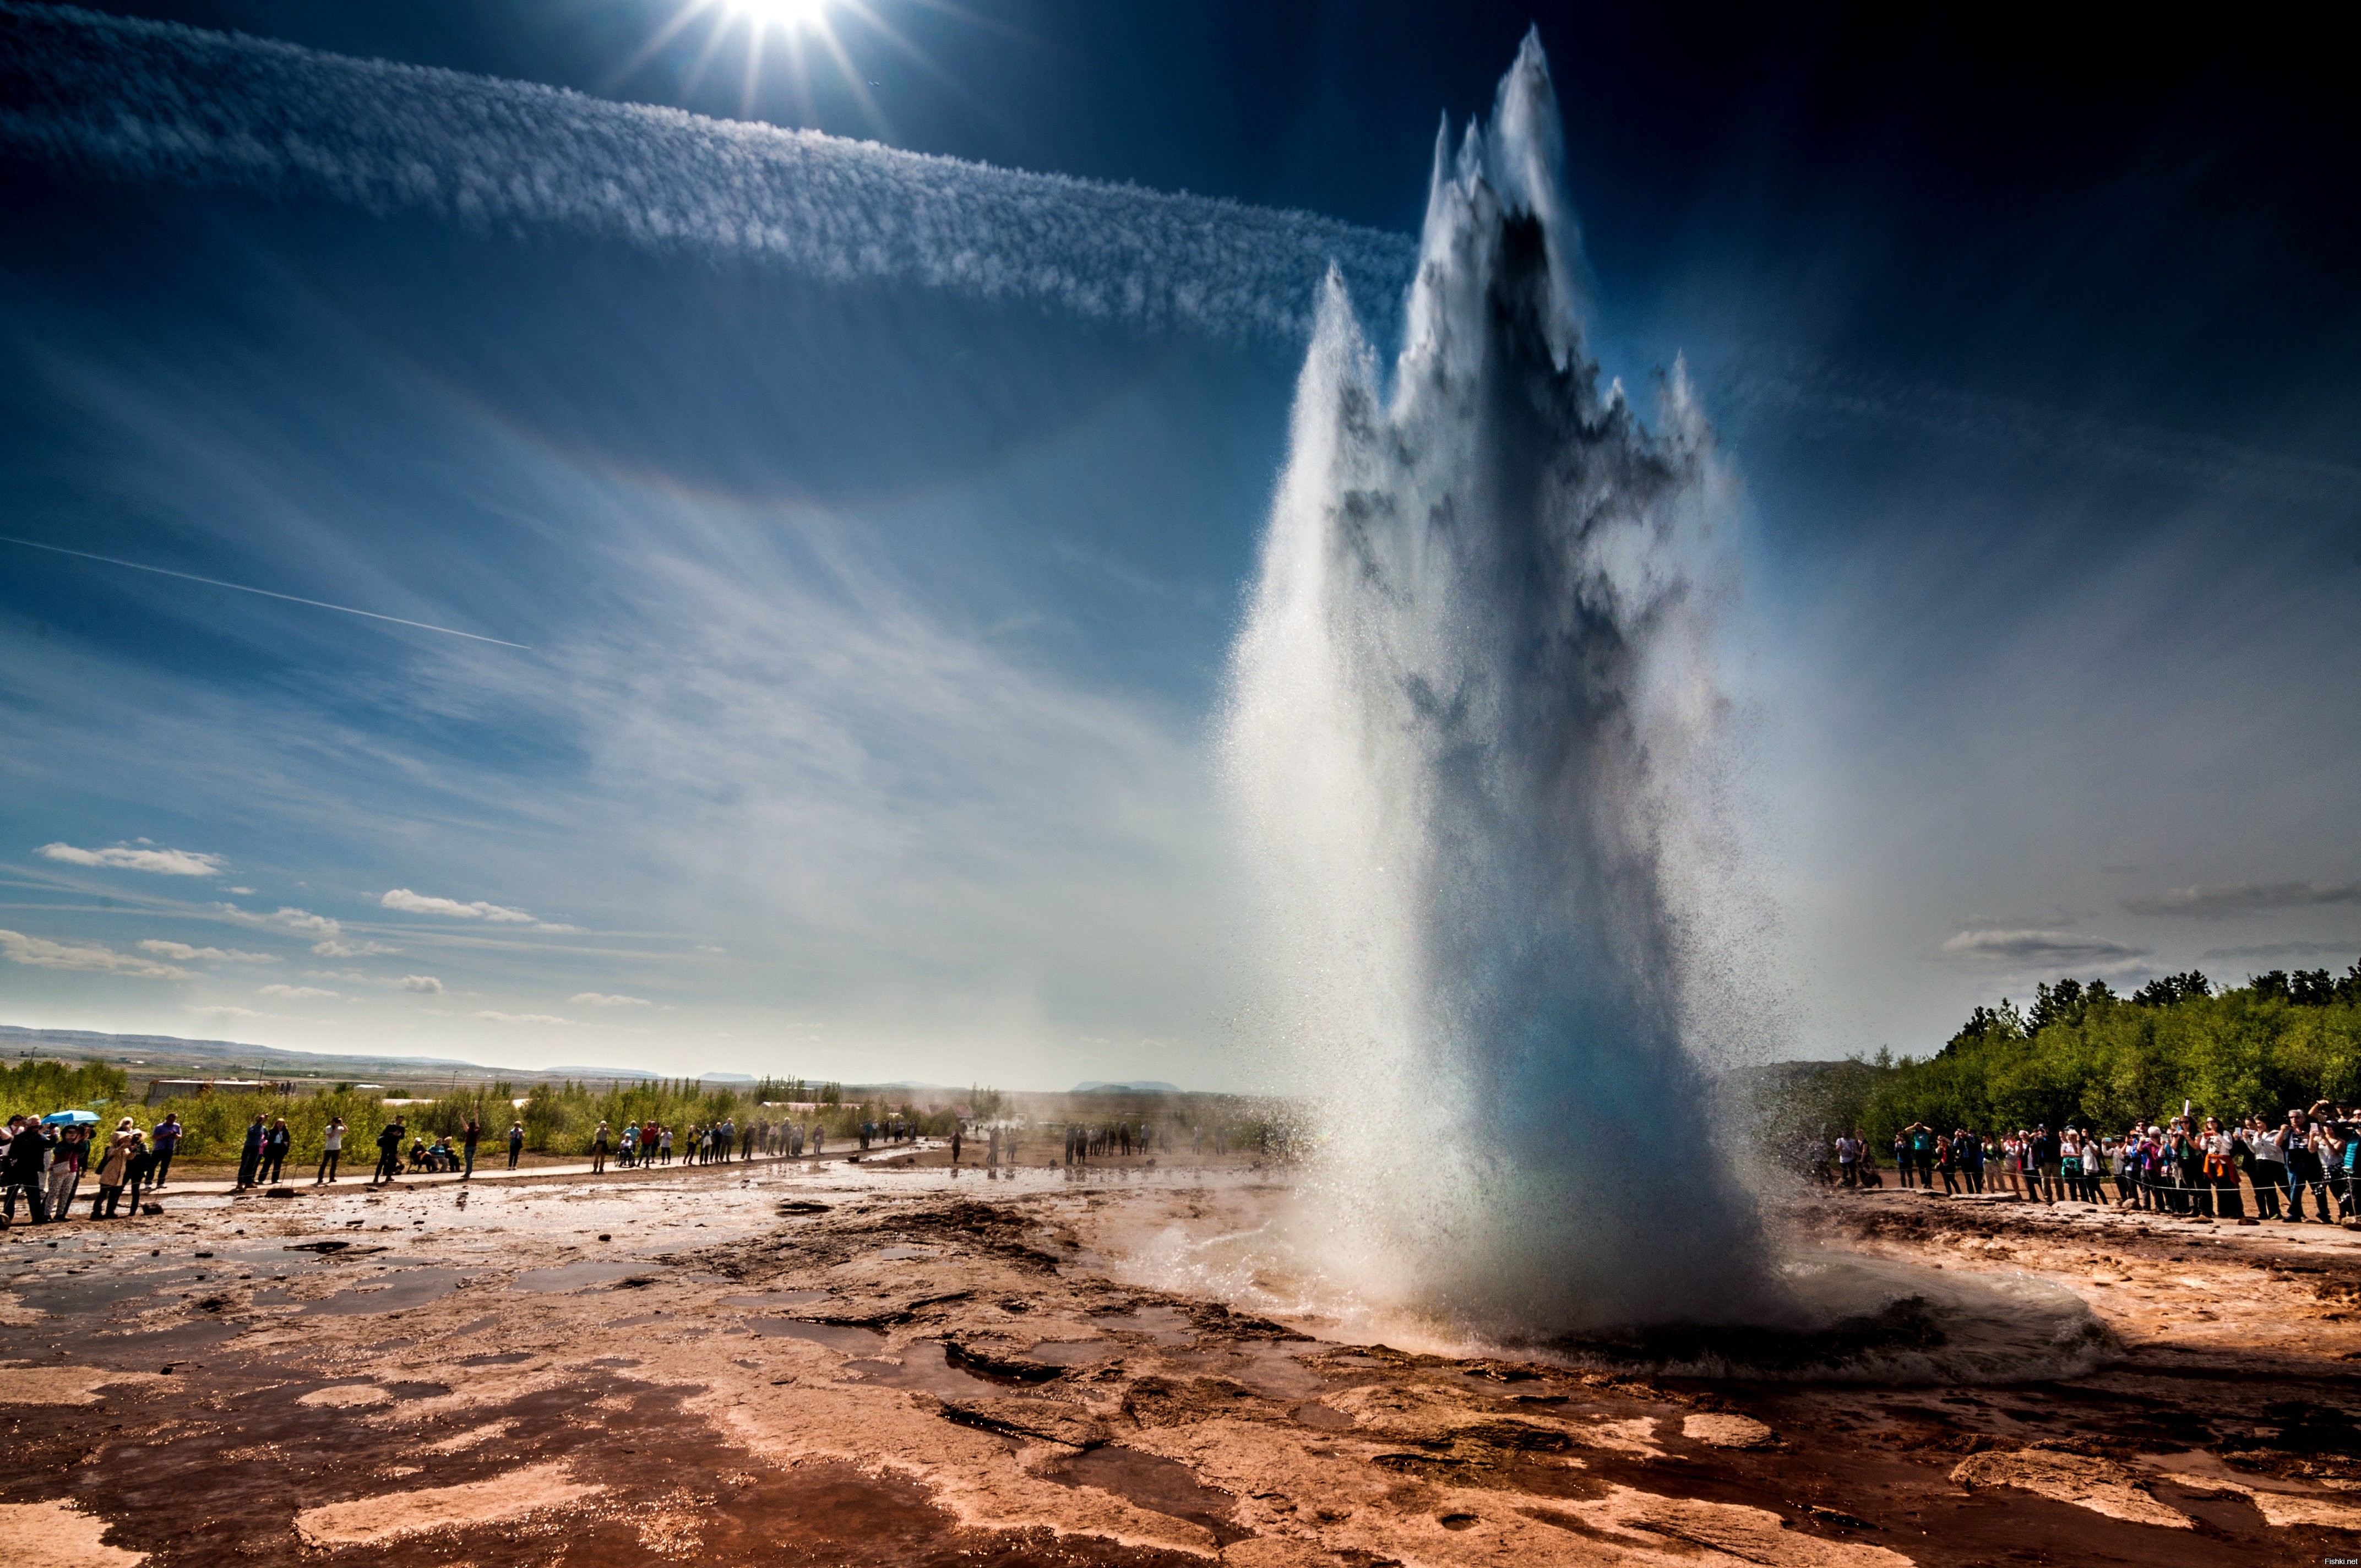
[1223,34,1768,1337]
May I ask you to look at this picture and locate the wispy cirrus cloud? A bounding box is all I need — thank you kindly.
[1940,928,2150,968]
[473,1010,571,1025]
[39,840,221,875]
[138,939,274,963]
[381,888,534,923]
[0,927,191,978]
[259,982,338,998]
[0,3,1417,350]
[2121,881,2361,918]
[570,992,649,1007]
[312,939,395,957]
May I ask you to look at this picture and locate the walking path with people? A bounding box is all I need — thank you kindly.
[138,1142,938,1199]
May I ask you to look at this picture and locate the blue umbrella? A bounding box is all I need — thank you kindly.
[41,1109,100,1126]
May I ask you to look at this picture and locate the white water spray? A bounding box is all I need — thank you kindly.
[1223,33,1769,1336]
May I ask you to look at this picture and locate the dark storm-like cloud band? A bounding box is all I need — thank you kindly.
[0,3,1418,344]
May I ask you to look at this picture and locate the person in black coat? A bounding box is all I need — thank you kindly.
[372,1118,407,1184]
[260,1118,292,1184]
[235,1115,266,1189]
[2,1115,55,1224]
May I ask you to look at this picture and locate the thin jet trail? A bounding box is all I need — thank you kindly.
[1,535,532,650]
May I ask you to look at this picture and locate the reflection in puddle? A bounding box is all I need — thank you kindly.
[1019,1338,1114,1367]
[1173,1340,1325,1399]
[512,1260,649,1293]
[298,1267,467,1315]
[1090,1305,1196,1346]
[721,1290,831,1311]
[1045,1445,1253,1545]
[747,1317,888,1353]
[839,1342,1025,1400]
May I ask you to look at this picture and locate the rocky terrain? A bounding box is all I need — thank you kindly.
[6,1159,2361,1564]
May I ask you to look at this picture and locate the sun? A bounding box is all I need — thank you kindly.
[621,0,948,128]
[720,0,833,31]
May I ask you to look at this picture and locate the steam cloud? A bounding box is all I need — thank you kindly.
[0,2,1415,345]
[1223,34,1765,1334]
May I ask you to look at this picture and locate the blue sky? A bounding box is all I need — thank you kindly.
[2,1,2355,1084]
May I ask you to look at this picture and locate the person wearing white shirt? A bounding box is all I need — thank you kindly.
[2247,1117,2285,1219]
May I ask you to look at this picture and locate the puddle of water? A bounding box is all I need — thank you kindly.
[1021,1338,1115,1368]
[1090,1305,1196,1346]
[840,1342,1028,1400]
[512,1260,649,1293]
[1293,1401,1354,1429]
[14,1264,202,1315]
[721,1290,831,1311]
[1045,1445,1253,1545]
[300,1266,467,1315]
[747,1317,888,1353]
[875,1245,941,1261]
[83,1319,242,1367]
[1176,1341,1325,1399]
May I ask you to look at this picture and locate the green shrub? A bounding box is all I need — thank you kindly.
[0,1058,128,1120]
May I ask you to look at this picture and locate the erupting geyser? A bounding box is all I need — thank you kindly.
[1223,34,1769,1336]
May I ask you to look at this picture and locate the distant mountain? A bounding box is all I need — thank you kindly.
[3,1024,491,1073]
[1071,1080,1183,1095]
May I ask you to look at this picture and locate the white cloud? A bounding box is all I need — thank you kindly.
[259,983,338,998]
[380,888,534,922]
[400,974,445,993]
[138,939,276,963]
[305,968,368,982]
[312,938,395,957]
[535,922,582,934]
[39,841,222,875]
[570,992,649,1007]
[2121,881,2361,918]
[214,902,340,937]
[0,927,192,979]
[1940,929,2150,967]
[226,885,256,894]
[472,1010,572,1025]
[190,1004,262,1019]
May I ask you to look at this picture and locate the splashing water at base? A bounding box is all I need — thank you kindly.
[1081,1185,2114,1385]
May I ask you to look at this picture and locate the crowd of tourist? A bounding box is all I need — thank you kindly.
[585,1114,892,1173]
[3,1112,175,1224]
[7,1099,1250,1228]
[1822,1102,2361,1221]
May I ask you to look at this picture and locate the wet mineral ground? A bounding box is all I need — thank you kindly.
[7,1151,2361,1565]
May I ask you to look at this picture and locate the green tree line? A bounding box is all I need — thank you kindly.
[1774,961,2361,1151]
[1,1066,936,1161]
[1,1058,129,1116]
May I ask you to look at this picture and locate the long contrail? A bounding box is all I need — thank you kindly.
[0,536,532,649]
[0,3,1418,345]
